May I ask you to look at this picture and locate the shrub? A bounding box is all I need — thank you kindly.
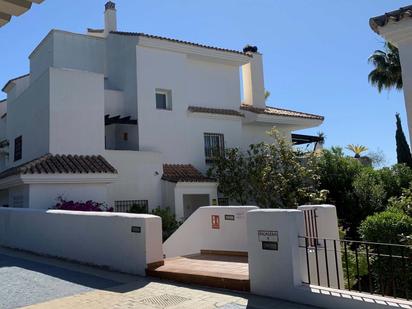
[129,204,149,214]
[54,197,113,212]
[208,128,320,208]
[359,210,412,244]
[151,207,181,241]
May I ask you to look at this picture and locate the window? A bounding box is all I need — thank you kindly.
[115,200,148,213]
[155,89,172,110]
[14,136,22,162]
[123,132,128,141]
[204,133,224,163]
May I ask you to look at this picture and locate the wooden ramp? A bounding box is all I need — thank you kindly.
[146,251,250,292]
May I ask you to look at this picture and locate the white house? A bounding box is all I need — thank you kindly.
[370,6,412,146]
[0,2,323,220]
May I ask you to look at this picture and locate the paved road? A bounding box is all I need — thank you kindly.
[0,248,317,309]
[0,253,119,309]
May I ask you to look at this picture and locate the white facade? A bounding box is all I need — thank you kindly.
[0,3,323,218]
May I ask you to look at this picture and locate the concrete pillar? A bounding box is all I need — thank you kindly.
[298,205,344,289]
[247,209,304,299]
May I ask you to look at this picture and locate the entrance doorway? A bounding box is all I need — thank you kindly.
[182,194,209,219]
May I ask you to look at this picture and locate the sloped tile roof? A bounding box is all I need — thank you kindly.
[240,104,324,121]
[110,31,249,56]
[370,5,412,33]
[162,164,214,183]
[188,106,244,117]
[0,154,117,179]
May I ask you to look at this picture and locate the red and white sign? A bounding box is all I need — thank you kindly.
[211,215,220,229]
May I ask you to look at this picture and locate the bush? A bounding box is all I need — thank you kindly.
[359,210,412,244]
[129,204,149,214]
[151,207,181,241]
[54,197,113,212]
[208,128,320,208]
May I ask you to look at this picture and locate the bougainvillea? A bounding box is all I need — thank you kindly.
[54,197,113,212]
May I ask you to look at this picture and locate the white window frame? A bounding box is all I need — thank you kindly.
[155,89,172,110]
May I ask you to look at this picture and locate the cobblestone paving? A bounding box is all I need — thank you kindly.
[0,247,316,309]
[0,253,119,309]
[25,280,316,309]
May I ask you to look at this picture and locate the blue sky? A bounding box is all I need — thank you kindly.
[0,0,411,165]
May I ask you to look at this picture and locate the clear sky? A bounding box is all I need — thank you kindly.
[0,0,411,165]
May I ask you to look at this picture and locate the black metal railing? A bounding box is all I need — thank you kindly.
[303,209,319,247]
[299,236,412,300]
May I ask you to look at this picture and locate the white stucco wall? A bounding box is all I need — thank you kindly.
[104,89,125,116]
[29,183,109,210]
[30,31,105,82]
[136,45,246,172]
[0,208,163,275]
[105,150,163,210]
[49,67,105,155]
[163,206,258,258]
[6,70,50,169]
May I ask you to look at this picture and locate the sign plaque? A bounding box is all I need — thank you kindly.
[211,215,220,229]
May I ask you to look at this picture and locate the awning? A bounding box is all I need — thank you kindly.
[0,0,45,28]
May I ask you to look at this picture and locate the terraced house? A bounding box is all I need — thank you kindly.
[0,2,323,220]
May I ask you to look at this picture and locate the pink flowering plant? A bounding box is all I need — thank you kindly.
[54,196,114,212]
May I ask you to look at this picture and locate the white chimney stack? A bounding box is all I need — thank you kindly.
[242,45,266,109]
[104,1,117,36]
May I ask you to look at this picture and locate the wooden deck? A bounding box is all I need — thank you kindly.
[146,252,250,292]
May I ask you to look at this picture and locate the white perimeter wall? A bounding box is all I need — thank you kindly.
[105,150,163,210]
[163,206,258,258]
[0,208,163,275]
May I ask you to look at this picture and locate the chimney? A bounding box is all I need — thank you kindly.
[104,1,117,36]
[242,45,266,109]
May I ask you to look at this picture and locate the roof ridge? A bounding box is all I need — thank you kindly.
[110,31,248,56]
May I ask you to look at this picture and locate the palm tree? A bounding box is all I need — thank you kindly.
[368,42,403,92]
[346,144,368,158]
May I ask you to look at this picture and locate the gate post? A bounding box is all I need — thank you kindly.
[247,209,304,300]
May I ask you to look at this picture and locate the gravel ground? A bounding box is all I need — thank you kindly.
[0,253,119,309]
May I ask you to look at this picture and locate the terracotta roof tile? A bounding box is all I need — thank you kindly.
[162,164,214,183]
[110,31,249,56]
[0,154,117,179]
[370,5,412,33]
[188,106,244,117]
[240,104,324,121]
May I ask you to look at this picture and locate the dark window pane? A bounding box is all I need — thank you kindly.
[14,136,22,162]
[156,93,167,109]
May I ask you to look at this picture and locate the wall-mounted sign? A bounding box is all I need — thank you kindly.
[258,230,278,242]
[262,241,278,251]
[211,215,220,229]
[131,226,141,233]
[224,214,235,221]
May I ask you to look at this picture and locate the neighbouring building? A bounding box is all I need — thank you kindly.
[370,6,412,146]
[0,0,44,28]
[0,2,323,220]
